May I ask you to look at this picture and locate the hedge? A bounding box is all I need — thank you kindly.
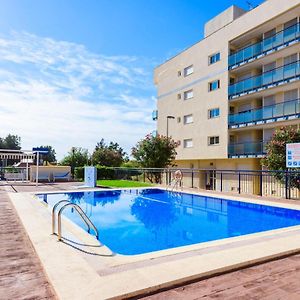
[74,166,142,181]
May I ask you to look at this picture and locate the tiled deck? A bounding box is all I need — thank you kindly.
[142,254,300,299]
[0,192,56,299]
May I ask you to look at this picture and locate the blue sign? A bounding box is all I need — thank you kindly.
[286,143,300,168]
[32,147,49,154]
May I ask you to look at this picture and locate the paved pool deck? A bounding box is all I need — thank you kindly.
[1,181,300,299]
[0,190,56,300]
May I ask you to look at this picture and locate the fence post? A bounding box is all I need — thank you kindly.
[191,170,194,188]
[259,172,263,196]
[220,172,223,192]
[143,171,145,183]
[285,170,289,199]
[238,172,241,194]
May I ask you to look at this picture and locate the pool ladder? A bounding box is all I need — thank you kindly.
[52,200,99,241]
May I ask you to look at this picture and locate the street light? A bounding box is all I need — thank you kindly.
[166,115,175,138]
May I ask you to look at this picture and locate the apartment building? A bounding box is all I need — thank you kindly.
[153,0,300,174]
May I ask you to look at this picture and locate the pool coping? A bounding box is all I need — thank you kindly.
[8,188,300,299]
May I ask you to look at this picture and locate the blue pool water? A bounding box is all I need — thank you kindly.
[38,189,300,255]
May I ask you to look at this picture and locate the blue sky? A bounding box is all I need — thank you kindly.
[0,0,262,159]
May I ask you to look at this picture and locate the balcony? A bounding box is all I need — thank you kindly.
[228,60,300,99]
[228,141,268,158]
[152,110,158,121]
[229,98,300,128]
[229,22,300,69]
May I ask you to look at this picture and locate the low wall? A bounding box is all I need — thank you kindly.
[30,166,71,182]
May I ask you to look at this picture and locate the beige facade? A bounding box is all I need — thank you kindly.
[153,0,300,172]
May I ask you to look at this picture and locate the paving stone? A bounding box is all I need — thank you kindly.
[0,193,56,300]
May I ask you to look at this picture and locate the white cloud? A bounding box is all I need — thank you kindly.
[0,32,157,159]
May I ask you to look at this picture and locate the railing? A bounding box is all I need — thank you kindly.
[229,60,300,98]
[0,167,28,181]
[108,167,300,200]
[228,141,268,157]
[229,22,300,68]
[52,200,99,241]
[229,98,300,126]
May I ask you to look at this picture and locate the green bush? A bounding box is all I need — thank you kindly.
[74,167,84,180]
[96,166,115,179]
[74,166,143,181]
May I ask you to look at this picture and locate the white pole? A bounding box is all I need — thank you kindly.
[26,156,29,182]
[36,152,39,187]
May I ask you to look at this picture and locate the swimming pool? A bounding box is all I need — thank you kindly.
[38,188,300,255]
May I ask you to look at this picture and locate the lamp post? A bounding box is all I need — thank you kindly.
[166,115,175,138]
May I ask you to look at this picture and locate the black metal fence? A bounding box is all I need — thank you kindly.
[112,168,300,200]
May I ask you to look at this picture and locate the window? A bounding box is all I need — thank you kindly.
[264,28,276,39]
[208,108,220,119]
[284,18,297,30]
[184,89,194,100]
[208,80,220,91]
[184,114,193,124]
[264,62,276,72]
[177,93,181,100]
[284,53,297,66]
[184,139,193,148]
[184,65,194,76]
[209,52,220,65]
[177,117,181,123]
[177,70,182,77]
[208,136,219,145]
[284,89,298,101]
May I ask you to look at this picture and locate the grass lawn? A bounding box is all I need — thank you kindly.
[97,179,153,188]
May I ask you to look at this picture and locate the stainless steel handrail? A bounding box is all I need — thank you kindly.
[57,203,99,241]
[52,200,71,234]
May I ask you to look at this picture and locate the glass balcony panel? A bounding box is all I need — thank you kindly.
[262,72,273,85]
[229,61,300,97]
[236,51,244,64]
[262,106,273,119]
[228,98,300,126]
[284,101,295,115]
[263,36,274,52]
[296,100,300,114]
[252,108,263,121]
[283,24,297,43]
[283,64,296,79]
[229,23,300,67]
[228,55,235,67]
[272,31,283,48]
[273,103,284,117]
[228,141,266,156]
[243,46,253,61]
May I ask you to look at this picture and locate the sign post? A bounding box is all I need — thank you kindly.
[286,143,300,168]
[32,147,49,186]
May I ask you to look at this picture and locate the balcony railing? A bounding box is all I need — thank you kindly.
[228,60,300,99]
[228,141,268,157]
[229,98,300,127]
[152,110,158,121]
[229,22,300,69]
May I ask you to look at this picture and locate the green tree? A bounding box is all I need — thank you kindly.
[92,139,127,167]
[37,145,57,164]
[261,126,300,189]
[0,134,21,149]
[132,134,178,183]
[60,147,89,177]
